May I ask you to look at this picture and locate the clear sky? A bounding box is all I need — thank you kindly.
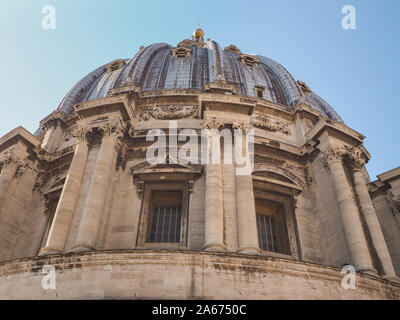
[0,0,399,179]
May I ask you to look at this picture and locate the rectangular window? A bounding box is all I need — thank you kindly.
[257,214,279,252]
[148,190,182,243]
[255,199,290,254]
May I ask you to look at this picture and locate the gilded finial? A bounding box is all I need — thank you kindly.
[193,21,204,41]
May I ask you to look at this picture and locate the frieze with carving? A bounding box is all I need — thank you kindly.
[139,105,198,121]
[251,114,291,135]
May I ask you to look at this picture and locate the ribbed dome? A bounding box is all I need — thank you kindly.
[57,40,343,123]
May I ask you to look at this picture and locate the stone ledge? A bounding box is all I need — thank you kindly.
[0,250,399,299]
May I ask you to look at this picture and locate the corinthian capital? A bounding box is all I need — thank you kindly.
[344,146,366,170]
[72,126,91,142]
[203,119,224,131]
[98,119,125,140]
[232,121,252,132]
[320,146,344,164]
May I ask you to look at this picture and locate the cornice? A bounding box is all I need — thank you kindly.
[0,126,41,154]
[73,94,133,121]
[377,167,400,183]
[305,117,365,145]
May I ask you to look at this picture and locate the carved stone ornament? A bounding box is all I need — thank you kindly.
[86,115,126,140]
[139,105,198,121]
[203,119,224,131]
[98,121,125,139]
[72,126,91,142]
[319,145,365,169]
[251,114,291,135]
[319,146,345,164]
[232,121,252,132]
[343,145,365,169]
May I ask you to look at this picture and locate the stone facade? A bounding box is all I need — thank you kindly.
[0,30,399,299]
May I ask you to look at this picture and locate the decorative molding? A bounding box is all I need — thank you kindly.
[251,114,291,135]
[139,105,198,121]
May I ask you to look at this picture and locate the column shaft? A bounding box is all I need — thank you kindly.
[328,158,376,275]
[203,131,225,251]
[72,135,118,251]
[40,141,89,254]
[353,168,398,281]
[234,132,259,254]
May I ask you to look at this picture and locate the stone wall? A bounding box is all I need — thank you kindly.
[0,250,399,300]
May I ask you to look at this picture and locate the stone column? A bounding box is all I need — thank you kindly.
[0,152,18,210]
[39,128,89,255]
[203,121,226,251]
[324,148,377,275]
[71,123,123,251]
[234,123,260,254]
[352,164,399,281]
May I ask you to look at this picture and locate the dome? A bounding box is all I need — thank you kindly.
[3,29,400,301]
[57,40,343,123]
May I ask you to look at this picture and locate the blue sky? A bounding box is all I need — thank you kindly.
[0,0,399,179]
